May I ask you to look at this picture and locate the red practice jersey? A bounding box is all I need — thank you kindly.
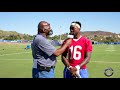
[63,36,92,69]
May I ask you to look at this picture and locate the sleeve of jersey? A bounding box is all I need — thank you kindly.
[86,39,92,52]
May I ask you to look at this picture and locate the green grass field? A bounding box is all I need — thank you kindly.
[0,42,120,78]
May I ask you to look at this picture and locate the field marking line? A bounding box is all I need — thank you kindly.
[105,45,116,52]
[105,50,116,51]
[57,60,120,63]
[90,61,120,63]
[0,52,31,56]
[0,59,120,64]
[0,59,32,60]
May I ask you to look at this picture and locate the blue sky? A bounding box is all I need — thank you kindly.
[0,12,120,36]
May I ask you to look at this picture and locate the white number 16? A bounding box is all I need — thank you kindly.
[69,45,82,60]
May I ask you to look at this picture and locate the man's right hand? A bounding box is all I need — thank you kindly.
[69,67,81,78]
[69,67,78,77]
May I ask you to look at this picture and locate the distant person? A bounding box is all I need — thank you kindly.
[31,21,72,78]
[25,45,31,49]
[61,21,93,78]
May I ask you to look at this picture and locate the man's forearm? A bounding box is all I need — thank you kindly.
[79,57,90,68]
[78,52,92,68]
[62,56,70,67]
[54,43,69,56]
[54,38,72,56]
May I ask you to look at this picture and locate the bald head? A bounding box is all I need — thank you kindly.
[37,21,53,36]
[38,21,50,30]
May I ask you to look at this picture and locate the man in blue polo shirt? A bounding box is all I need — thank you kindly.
[31,21,72,78]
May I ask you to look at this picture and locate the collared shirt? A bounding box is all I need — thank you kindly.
[31,33,57,68]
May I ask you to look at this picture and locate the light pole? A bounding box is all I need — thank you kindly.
[59,26,62,44]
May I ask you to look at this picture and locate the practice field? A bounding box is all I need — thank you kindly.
[0,42,120,78]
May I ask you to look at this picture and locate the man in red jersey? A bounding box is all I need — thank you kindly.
[61,21,92,78]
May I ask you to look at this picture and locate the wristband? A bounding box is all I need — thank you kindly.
[75,65,80,70]
[67,66,72,70]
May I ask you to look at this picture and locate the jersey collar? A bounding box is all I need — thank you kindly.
[73,35,82,41]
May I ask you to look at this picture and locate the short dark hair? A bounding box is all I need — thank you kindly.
[37,21,43,34]
[38,22,43,30]
[38,21,49,30]
[71,21,81,28]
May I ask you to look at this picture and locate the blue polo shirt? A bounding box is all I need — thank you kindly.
[31,33,57,68]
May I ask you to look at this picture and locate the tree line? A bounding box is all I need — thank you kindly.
[1,30,120,42]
